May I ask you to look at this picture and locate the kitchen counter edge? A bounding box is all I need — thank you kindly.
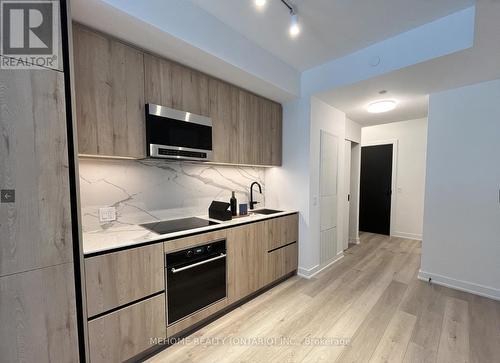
[83,211,299,257]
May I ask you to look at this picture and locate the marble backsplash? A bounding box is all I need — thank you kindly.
[78,158,266,232]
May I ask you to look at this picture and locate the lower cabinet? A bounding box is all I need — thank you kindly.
[88,293,166,363]
[83,213,298,362]
[265,243,298,285]
[84,243,164,317]
[266,213,299,250]
[227,214,299,303]
[227,221,267,302]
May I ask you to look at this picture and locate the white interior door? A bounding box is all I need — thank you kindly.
[343,140,352,250]
[319,130,338,264]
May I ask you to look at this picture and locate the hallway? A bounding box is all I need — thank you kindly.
[148,233,500,363]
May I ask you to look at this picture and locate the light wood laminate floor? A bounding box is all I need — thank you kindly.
[148,233,500,363]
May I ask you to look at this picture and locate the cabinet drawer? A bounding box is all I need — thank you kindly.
[267,214,299,251]
[88,293,166,363]
[164,229,227,253]
[84,243,164,317]
[265,242,298,285]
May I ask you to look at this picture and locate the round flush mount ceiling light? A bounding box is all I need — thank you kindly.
[254,0,266,8]
[366,100,397,113]
[289,13,300,36]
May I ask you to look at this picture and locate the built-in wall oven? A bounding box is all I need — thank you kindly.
[165,239,226,324]
[146,103,213,162]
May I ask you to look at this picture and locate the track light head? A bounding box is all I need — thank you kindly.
[289,13,300,37]
[254,0,266,8]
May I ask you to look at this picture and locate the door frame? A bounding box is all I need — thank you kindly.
[360,139,398,237]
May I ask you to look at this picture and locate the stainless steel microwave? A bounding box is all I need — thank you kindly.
[145,104,213,162]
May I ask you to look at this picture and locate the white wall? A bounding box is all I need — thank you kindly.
[345,118,362,143]
[266,97,348,277]
[345,118,362,245]
[361,118,427,239]
[265,97,312,268]
[420,79,500,300]
[349,143,361,243]
[307,97,346,275]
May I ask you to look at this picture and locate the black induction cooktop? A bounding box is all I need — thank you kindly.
[140,217,219,235]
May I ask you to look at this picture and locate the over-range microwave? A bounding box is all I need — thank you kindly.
[145,103,213,162]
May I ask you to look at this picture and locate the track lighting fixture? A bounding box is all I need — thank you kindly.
[280,0,300,37]
[289,13,300,37]
[254,0,300,37]
[254,0,266,8]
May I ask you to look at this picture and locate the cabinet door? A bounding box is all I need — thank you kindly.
[84,243,164,317]
[0,263,78,362]
[209,79,240,164]
[0,66,73,276]
[73,24,146,158]
[143,53,174,109]
[261,99,282,166]
[144,53,209,116]
[88,293,166,363]
[238,90,263,165]
[227,222,267,302]
[267,214,299,251]
[265,243,298,285]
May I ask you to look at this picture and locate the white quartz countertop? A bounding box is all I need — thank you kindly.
[83,210,298,255]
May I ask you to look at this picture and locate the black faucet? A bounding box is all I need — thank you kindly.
[249,182,262,210]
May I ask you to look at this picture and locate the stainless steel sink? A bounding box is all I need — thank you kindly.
[252,208,283,215]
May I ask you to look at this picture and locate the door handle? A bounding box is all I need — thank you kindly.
[170,253,226,274]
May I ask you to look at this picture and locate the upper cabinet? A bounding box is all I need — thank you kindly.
[73,24,146,158]
[144,53,209,116]
[261,98,283,166]
[209,79,240,164]
[72,24,282,166]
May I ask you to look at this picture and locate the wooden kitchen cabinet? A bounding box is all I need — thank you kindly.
[265,214,299,284]
[84,243,165,317]
[227,221,267,302]
[88,293,166,363]
[73,24,146,158]
[237,89,282,166]
[72,23,282,165]
[266,213,299,251]
[238,90,263,165]
[0,65,73,276]
[209,78,240,164]
[261,98,283,166]
[0,263,79,362]
[144,53,209,116]
[265,242,298,284]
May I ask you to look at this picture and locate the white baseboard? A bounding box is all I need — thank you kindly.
[392,231,422,241]
[349,237,360,245]
[298,253,344,279]
[418,270,500,301]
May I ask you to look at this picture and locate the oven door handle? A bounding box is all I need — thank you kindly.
[170,253,226,274]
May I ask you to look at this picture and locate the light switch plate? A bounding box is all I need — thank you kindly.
[99,207,116,223]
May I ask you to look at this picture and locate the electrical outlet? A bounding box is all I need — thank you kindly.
[99,207,116,223]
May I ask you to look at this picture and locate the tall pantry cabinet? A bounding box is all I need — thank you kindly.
[0,2,82,362]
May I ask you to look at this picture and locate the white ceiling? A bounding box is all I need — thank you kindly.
[321,83,429,126]
[190,0,474,71]
[319,0,500,126]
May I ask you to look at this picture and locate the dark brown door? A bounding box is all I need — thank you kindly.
[359,144,393,235]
